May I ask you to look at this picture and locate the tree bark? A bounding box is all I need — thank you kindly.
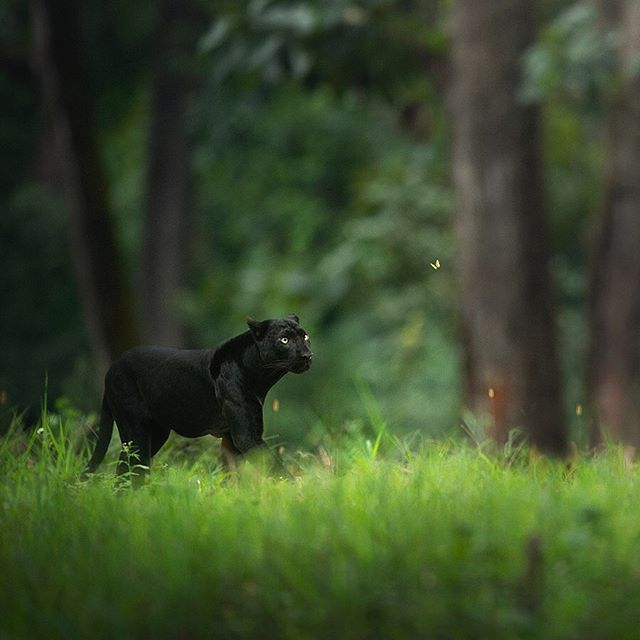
[450,0,567,455]
[588,0,640,448]
[30,0,138,380]
[140,0,195,347]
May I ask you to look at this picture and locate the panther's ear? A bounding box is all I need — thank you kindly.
[287,313,300,324]
[247,317,270,341]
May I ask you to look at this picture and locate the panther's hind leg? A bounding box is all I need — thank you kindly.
[105,366,164,486]
[149,428,171,458]
[115,420,170,484]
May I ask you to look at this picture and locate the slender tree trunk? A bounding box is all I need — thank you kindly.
[588,0,640,448]
[140,0,195,346]
[30,0,138,380]
[450,0,566,455]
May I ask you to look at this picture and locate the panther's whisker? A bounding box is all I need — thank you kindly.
[262,362,289,369]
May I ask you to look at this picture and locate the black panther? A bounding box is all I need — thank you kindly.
[84,315,312,479]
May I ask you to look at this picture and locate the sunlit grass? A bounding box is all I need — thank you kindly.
[2,409,640,639]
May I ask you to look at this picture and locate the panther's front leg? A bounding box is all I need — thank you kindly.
[220,433,241,470]
[220,400,291,478]
[221,399,266,454]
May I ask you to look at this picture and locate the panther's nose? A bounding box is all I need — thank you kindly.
[303,351,313,362]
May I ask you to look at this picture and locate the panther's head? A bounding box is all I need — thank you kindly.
[247,314,312,374]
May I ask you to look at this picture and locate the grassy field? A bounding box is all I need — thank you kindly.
[2,409,640,639]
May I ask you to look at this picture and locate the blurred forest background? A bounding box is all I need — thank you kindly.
[1,0,639,452]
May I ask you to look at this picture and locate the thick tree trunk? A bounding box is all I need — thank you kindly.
[588,0,640,448]
[140,0,195,347]
[30,0,138,380]
[450,0,566,455]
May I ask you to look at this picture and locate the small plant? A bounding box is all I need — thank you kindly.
[113,441,150,491]
[460,411,530,469]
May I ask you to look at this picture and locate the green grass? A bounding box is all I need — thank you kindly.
[2,409,640,639]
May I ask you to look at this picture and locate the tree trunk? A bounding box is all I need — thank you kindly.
[30,0,138,380]
[588,0,640,448]
[140,0,195,347]
[450,0,566,455]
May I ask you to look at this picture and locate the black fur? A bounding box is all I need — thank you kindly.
[84,315,312,479]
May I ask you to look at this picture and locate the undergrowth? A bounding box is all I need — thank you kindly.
[1,406,640,639]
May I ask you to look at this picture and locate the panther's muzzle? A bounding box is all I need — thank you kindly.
[292,352,313,373]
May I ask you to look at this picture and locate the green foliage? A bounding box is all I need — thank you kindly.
[2,409,640,638]
[0,188,93,424]
[199,0,445,101]
[185,79,458,440]
[522,1,618,111]
[0,0,614,441]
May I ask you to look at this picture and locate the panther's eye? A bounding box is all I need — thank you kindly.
[304,334,309,342]
[279,337,289,344]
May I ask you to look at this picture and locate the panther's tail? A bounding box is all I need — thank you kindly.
[82,395,114,476]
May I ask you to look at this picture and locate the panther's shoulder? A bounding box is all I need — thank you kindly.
[208,331,254,379]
